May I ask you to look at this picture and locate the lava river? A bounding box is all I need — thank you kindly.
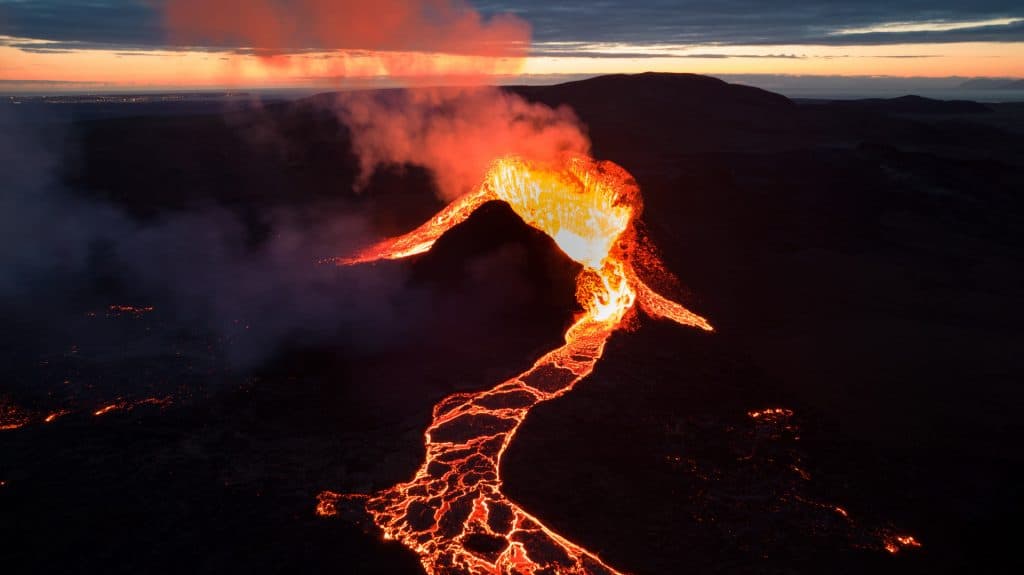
[318,156,713,575]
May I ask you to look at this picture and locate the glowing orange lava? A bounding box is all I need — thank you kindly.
[94,402,126,417]
[884,534,922,554]
[44,410,70,423]
[319,156,711,574]
[748,408,794,420]
[1,398,32,431]
[93,397,172,417]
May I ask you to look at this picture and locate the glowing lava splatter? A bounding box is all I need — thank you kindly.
[1,397,32,431]
[319,156,711,575]
[883,534,922,554]
[93,396,173,417]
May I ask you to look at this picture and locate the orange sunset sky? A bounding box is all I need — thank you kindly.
[0,1,1022,92]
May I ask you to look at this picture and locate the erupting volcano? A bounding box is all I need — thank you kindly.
[319,155,712,574]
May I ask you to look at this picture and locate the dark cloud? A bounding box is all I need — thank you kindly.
[0,0,1021,52]
[483,1,1024,45]
[527,43,808,58]
[801,19,1024,45]
[0,0,166,46]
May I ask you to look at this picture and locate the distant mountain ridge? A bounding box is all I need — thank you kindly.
[810,94,992,114]
[959,78,1024,90]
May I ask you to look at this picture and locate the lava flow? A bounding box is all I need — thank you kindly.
[319,156,712,575]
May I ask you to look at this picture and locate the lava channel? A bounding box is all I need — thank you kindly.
[319,156,712,575]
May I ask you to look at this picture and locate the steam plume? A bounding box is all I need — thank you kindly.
[164,0,591,202]
[338,87,589,200]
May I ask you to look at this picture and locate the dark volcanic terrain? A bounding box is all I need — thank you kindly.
[2,73,1022,574]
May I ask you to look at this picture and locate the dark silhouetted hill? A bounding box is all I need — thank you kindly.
[510,72,799,159]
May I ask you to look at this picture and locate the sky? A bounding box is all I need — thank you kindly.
[0,0,1022,92]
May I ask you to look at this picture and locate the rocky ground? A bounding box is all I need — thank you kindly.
[2,74,1022,573]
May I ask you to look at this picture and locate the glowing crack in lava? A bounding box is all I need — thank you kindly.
[319,156,712,575]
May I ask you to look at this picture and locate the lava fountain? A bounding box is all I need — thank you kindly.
[319,156,712,574]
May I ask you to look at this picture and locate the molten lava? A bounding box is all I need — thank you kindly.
[883,533,922,554]
[93,397,172,417]
[320,156,712,574]
[1,398,32,431]
[44,410,70,424]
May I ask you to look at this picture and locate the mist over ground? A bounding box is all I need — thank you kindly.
[0,105,416,372]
